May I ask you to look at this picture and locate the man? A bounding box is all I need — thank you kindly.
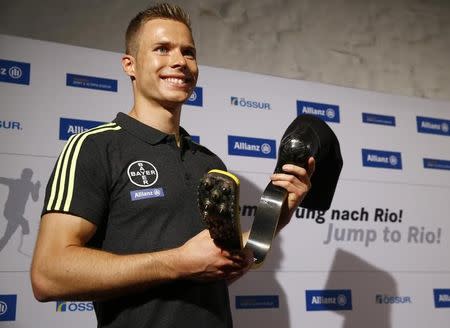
[31,3,314,327]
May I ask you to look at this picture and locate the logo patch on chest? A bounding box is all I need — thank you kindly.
[127,160,159,187]
[130,187,165,201]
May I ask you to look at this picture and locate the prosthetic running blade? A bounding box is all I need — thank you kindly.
[247,114,343,267]
[198,114,342,267]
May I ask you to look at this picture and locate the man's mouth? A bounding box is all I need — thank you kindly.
[161,75,194,87]
[163,77,189,85]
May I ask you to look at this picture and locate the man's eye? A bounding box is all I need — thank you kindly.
[183,49,196,59]
[155,47,169,54]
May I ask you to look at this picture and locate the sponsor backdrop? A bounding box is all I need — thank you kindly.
[1,34,449,327]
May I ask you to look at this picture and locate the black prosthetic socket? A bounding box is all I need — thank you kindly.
[274,124,319,173]
[198,170,242,250]
[283,114,342,211]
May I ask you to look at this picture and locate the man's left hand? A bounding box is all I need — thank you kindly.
[270,157,315,231]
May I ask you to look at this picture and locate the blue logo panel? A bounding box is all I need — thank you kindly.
[190,135,200,144]
[0,295,17,321]
[66,73,118,92]
[228,135,276,159]
[185,87,203,107]
[59,118,106,140]
[236,295,279,309]
[362,113,396,126]
[417,116,450,136]
[423,158,450,171]
[434,289,450,308]
[297,100,340,123]
[0,59,30,85]
[130,188,165,201]
[305,290,352,311]
[362,149,402,169]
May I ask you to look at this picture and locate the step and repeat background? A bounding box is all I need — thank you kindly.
[1,34,449,327]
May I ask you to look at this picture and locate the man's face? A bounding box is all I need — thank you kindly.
[132,19,198,108]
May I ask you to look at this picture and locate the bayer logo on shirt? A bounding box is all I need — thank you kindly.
[127,160,159,187]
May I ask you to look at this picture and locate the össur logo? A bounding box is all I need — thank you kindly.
[0,59,30,85]
[56,301,94,312]
[434,289,450,308]
[0,295,17,321]
[66,73,118,92]
[228,135,276,159]
[127,161,159,187]
[417,116,450,136]
[297,100,340,123]
[375,294,412,304]
[362,113,396,126]
[185,87,203,107]
[362,149,402,170]
[0,120,22,131]
[59,117,106,140]
[305,290,352,311]
[235,295,279,309]
[230,96,271,110]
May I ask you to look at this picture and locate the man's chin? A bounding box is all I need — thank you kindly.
[163,92,191,105]
[159,98,188,111]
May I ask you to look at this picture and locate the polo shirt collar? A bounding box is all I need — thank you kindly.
[113,112,193,149]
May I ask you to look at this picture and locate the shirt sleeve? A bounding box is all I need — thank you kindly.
[212,155,227,171]
[42,135,109,226]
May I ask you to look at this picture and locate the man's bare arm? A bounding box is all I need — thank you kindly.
[31,213,248,302]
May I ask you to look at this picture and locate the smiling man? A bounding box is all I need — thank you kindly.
[31,3,313,328]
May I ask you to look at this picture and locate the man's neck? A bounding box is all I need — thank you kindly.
[128,99,182,145]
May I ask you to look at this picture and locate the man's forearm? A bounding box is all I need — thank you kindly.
[31,245,184,302]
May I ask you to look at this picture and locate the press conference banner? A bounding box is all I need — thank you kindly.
[1,34,449,327]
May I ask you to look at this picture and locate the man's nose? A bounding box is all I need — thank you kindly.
[170,49,187,67]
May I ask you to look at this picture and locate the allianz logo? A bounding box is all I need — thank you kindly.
[188,90,197,102]
[376,294,412,304]
[233,141,272,154]
[0,301,7,315]
[67,125,90,134]
[301,106,336,120]
[367,154,399,166]
[0,66,23,79]
[311,294,348,306]
[230,96,271,110]
[439,294,450,302]
[420,120,449,133]
[133,189,161,198]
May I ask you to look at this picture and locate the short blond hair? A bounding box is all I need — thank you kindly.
[125,3,192,57]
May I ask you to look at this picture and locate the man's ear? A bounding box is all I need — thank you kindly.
[122,54,136,80]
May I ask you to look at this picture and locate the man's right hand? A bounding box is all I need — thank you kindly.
[178,229,252,282]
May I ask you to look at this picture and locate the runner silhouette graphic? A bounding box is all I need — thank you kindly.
[0,168,40,252]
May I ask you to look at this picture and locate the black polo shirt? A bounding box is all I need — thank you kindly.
[43,112,232,328]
